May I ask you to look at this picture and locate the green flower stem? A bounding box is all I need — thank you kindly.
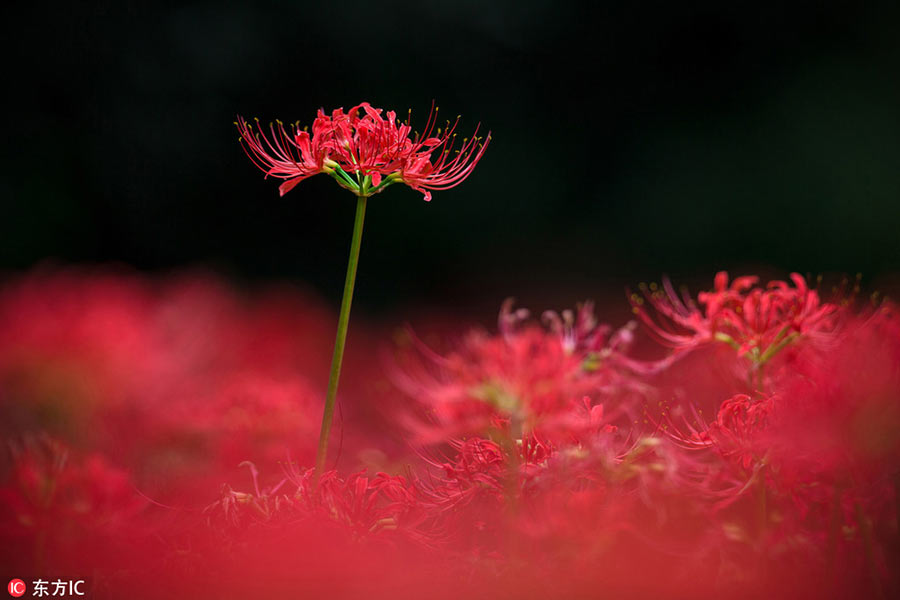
[758,331,799,365]
[332,165,360,191]
[713,331,740,350]
[315,194,368,478]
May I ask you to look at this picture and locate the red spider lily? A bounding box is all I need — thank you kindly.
[236,102,489,200]
[294,468,436,545]
[0,437,146,573]
[665,393,776,471]
[206,462,437,547]
[667,301,900,493]
[655,303,900,597]
[541,300,613,354]
[419,435,554,512]
[392,301,644,445]
[632,272,839,368]
[237,103,490,479]
[393,323,585,443]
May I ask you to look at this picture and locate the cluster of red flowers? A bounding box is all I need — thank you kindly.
[1,267,898,598]
[237,102,489,200]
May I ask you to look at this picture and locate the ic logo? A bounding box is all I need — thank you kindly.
[7,579,26,598]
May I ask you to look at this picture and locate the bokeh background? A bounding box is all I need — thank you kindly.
[4,0,900,319]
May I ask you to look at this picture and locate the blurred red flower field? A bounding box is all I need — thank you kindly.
[1,266,898,598]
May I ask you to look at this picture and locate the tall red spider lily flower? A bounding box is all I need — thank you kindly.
[631,272,840,372]
[236,102,489,479]
[236,102,490,201]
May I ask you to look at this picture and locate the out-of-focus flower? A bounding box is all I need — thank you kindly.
[765,303,900,491]
[236,102,489,200]
[657,301,900,598]
[0,269,163,448]
[667,301,900,493]
[207,463,436,547]
[0,436,145,572]
[393,301,643,445]
[419,435,554,512]
[151,372,322,482]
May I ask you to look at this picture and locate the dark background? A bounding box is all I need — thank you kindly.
[4,0,900,319]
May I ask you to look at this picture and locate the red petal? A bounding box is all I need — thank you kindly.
[279,177,305,196]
